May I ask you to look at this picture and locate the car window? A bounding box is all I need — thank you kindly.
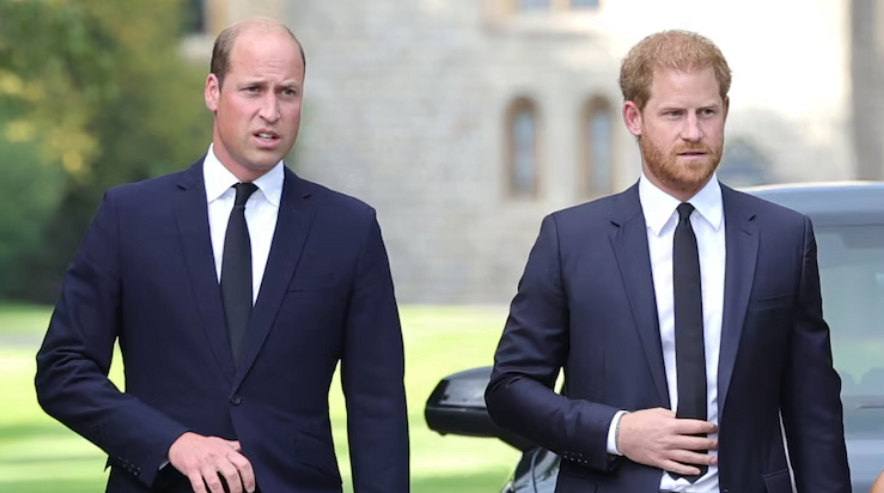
[815,223,884,437]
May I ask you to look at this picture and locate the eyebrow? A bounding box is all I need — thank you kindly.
[239,79,301,87]
[658,102,721,111]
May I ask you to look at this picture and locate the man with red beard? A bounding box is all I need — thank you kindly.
[485,30,850,493]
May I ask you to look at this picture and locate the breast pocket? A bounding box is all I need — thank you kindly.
[287,274,340,292]
[750,291,794,312]
[278,273,347,340]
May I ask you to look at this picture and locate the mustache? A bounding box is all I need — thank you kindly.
[673,144,714,154]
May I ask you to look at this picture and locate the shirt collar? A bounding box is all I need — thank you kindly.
[202,143,284,207]
[638,172,723,236]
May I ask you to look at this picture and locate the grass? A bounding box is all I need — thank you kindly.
[0,304,522,493]
[0,303,56,336]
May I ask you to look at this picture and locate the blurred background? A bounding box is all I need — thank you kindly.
[0,0,881,492]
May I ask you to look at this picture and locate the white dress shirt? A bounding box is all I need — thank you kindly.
[606,174,726,492]
[203,144,283,303]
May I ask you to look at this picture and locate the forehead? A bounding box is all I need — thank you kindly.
[228,30,303,79]
[647,66,721,106]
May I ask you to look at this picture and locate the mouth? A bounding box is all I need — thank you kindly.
[678,151,706,157]
[253,130,281,148]
[254,130,280,142]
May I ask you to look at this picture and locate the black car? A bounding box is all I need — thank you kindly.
[425,181,884,493]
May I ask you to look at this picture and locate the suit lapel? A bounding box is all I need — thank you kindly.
[232,169,315,391]
[175,159,236,382]
[718,186,758,413]
[610,185,670,407]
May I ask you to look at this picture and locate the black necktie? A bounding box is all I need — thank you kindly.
[670,202,708,482]
[221,182,258,363]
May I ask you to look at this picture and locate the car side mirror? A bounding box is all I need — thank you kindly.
[424,366,534,452]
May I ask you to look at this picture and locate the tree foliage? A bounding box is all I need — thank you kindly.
[0,0,213,300]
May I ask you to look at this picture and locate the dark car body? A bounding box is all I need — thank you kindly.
[425,182,884,493]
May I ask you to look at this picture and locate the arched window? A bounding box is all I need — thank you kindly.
[510,0,600,11]
[581,96,615,197]
[505,97,541,198]
[569,0,600,8]
[516,0,553,9]
[182,0,206,34]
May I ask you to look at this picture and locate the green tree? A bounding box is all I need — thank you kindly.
[0,105,67,298]
[0,0,212,301]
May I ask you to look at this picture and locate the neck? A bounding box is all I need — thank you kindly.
[220,161,270,184]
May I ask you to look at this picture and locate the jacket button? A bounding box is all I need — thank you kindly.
[230,395,242,405]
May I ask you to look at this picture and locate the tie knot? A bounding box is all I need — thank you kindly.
[677,202,695,221]
[233,182,258,207]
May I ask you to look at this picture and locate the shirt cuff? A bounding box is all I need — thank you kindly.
[605,410,628,455]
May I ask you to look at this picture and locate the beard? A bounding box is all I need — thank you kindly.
[640,136,722,195]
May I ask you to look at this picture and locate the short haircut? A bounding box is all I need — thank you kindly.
[619,30,731,110]
[210,18,306,87]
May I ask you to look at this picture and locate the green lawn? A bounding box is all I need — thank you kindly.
[0,303,56,336]
[0,304,521,492]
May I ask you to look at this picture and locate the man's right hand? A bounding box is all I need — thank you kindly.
[617,408,718,476]
[168,432,256,493]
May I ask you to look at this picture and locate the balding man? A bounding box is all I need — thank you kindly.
[35,18,409,493]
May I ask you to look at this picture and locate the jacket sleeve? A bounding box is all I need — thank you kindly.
[485,214,620,472]
[35,190,190,489]
[341,210,410,493]
[780,215,851,492]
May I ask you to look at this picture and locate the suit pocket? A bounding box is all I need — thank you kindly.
[751,292,793,311]
[287,274,339,292]
[293,430,342,484]
[762,469,794,493]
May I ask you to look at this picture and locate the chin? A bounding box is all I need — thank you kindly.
[675,169,716,190]
[656,164,712,191]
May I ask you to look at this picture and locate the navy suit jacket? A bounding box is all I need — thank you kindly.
[35,159,409,493]
[485,183,851,493]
